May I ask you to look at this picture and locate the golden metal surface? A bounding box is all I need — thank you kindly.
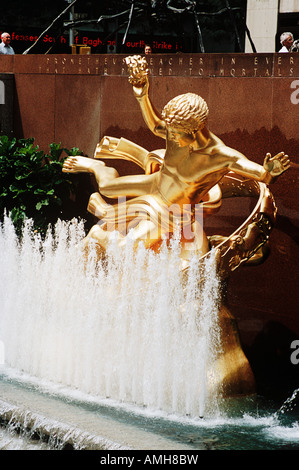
[62,55,289,270]
[62,55,290,398]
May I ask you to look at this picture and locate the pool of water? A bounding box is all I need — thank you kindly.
[0,218,298,451]
[0,370,298,451]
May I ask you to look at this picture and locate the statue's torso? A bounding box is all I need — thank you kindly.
[158,135,228,206]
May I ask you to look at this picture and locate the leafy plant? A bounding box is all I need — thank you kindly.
[0,136,85,236]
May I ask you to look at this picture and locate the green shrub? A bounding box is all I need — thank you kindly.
[0,136,83,236]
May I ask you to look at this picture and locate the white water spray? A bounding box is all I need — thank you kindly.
[0,216,222,418]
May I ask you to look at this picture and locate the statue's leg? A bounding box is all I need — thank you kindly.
[99,172,157,199]
[62,156,119,189]
[84,218,161,252]
[83,223,112,251]
[62,155,158,199]
[87,192,110,218]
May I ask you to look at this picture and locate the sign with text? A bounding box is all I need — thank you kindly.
[1,53,297,78]
[0,29,181,55]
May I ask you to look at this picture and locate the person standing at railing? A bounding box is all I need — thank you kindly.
[0,32,15,55]
[279,32,294,52]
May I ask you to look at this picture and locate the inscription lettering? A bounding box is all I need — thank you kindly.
[290,80,299,104]
[27,54,298,78]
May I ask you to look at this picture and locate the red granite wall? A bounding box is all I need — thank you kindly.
[0,53,298,392]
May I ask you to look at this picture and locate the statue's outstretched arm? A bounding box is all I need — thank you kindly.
[226,148,290,184]
[126,55,166,139]
[262,152,291,182]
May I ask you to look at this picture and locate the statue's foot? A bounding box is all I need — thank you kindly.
[62,156,105,173]
[83,223,119,251]
[88,192,110,218]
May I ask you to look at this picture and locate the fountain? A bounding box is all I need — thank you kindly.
[0,216,222,417]
[0,55,296,450]
[61,55,289,398]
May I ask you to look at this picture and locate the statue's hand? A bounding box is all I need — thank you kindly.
[125,55,149,95]
[263,152,290,177]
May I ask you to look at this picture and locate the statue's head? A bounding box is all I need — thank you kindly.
[162,93,209,134]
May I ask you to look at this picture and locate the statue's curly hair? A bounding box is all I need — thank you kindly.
[162,93,209,133]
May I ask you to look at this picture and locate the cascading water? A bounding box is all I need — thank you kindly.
[1,216,299,450]
[0,216,223,419]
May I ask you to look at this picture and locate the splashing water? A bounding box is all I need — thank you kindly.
[0,216,223,419]
[276,388,299,416]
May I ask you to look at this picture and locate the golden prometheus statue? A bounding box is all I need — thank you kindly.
[62,55,290,396]
[62,55,289,272]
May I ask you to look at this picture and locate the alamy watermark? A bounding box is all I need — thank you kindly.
[290,80,299,105]
[94,197,205,244]
[0,81,5,105]
[290,340,299,365]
